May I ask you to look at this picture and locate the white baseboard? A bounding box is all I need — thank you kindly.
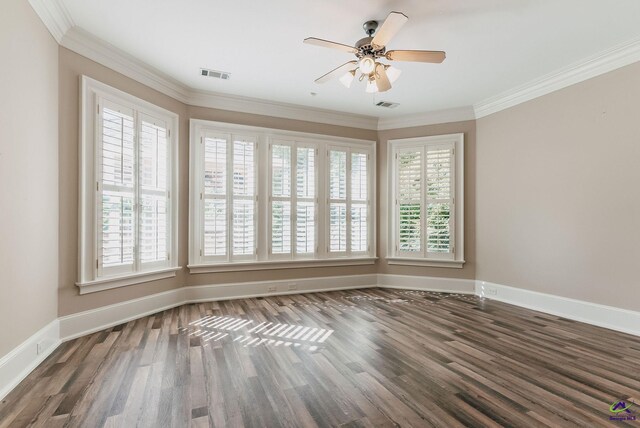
[6,275,639,402]
[378,274,476,294]
[476,280,640,337]
[58,288,189,341]
[59,274,377,341]
[0,319,60,401]
[187,274,377,303]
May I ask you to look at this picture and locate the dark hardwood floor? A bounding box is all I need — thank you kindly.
[1,288,639,427]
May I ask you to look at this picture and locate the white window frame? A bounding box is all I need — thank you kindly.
[78,76,180,294]
[189,119,376,273]
[388,133,465,268]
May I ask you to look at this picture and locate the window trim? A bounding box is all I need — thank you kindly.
[387,133,464,268]
[78,76,180,293]
[189,119,376,273]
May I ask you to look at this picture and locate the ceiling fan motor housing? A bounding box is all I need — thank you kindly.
[355,36,386,59]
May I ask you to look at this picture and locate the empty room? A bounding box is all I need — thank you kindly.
[1,0,640,426]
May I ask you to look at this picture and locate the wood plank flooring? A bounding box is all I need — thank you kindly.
[1,288,639,427]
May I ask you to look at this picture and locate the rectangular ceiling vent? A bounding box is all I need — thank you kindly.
[200,68,231,80]
[376,101,400,109]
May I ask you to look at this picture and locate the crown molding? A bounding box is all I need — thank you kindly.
[62,27,193,104]
[28,1,640,129]
[28,0,74,43]
[377,106,476,131]
[187,88,379,130]
[474,36,640,119]
[61,27,379,130]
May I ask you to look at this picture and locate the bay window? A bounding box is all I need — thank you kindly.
[189,120,375,272]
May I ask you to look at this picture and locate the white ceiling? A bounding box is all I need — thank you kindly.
[61,0,640,118]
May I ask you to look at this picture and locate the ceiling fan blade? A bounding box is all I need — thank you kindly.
[375,63,391,92]
[386,50,446,63]
[314,61,358,84]
[304,37,358,54]
[371,11,408,49]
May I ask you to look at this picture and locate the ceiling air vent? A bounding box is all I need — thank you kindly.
[376,101,399,109]
[200,68,231,80]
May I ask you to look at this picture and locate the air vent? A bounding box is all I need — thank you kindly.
[376,101,400,109]
[200,68,231,80]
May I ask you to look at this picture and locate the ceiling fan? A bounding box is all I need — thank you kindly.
[304,11,446,93]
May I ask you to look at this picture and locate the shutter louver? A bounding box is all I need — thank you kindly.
[426,147,453,254]
[397,150,422,252]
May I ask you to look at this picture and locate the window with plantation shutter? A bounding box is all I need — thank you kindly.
[389,133,464,268]
[269,142,317,258]
[199,133,257,262]
[328,147,371,256]
[190,120,375,272]
[79,77,179,293]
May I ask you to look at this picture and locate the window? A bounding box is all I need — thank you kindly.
[201,132,257,262]
[388,133,464,268]
[79,77,179,293]
[328,148,370,255]
[269,141,317,258]
[189,120,375,272]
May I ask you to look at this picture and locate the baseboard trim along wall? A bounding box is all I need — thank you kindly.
[378,274,476,294]
[0,319,60,401]
[476,280,640,337]
[59,274,378,341]
[4,274,640,401]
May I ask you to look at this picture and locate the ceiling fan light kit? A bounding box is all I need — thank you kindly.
[304,11,446,93]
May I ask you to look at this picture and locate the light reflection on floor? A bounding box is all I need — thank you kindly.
[181,291,483,350]
[181,316,334,351]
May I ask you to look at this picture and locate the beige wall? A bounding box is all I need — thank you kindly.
[476,62,640,311]
[377,122,476,279]
[58,48,379,316]
[0,0,59,357]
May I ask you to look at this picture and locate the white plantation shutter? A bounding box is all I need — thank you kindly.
[296,147,316,255]
[328,148,371,255]
[139,115,170,265]
[350,152,368,253]
[99,102,136,275]
[270,142,317,257]
[425,145,454,255]
[201,134,257,261]
[396,149,422,253]
[96,98,173,278]
[203,135,227,258]
[232,137,256,256]
[271,143,292,255]
[329,149,347,253]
